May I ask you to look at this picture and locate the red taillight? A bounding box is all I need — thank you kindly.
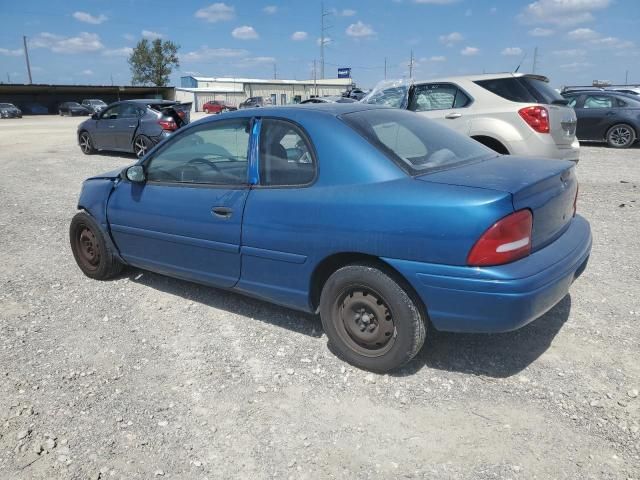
[573,184,579,216]
[158,119,177,131]
[467,210,533,266]
[177,110,185,119]
[518,106,550,133]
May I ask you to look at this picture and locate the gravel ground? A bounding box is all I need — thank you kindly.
[0,115,639,480]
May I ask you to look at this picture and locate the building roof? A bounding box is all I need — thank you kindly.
[183,76,353,86]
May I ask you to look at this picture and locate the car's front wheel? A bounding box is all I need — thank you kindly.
[319,263,426,372]
[69,212,123,280]
[79,131,95,155]
[134,135,152,158]
[606,124,636,148]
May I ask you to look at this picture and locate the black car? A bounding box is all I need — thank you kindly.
[562,91,640,148]
[59,102,91,116]
[19,103,49,115]
[77,99,192,158]
[0,103,22,118]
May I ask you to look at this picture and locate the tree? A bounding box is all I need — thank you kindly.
[128,38,180,87]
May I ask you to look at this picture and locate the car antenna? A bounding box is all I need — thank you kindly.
[514,52,528,73]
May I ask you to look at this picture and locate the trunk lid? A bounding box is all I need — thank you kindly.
[547,103,577,147]
[416,156,578,251]
[160,102,192,126]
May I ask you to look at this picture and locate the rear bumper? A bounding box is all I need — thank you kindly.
[384,215,591,333]
[509,136,580,163]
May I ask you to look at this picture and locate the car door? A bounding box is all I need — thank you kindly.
[575,94,616,140]
[408,83,472,135]
[238,118,317,309]
[115,103,142,150]
[92,104,123,150]
[106,117,252,288]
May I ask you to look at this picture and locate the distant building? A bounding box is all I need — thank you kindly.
[176,76,354,111]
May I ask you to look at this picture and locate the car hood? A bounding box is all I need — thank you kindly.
[86,168,124,181]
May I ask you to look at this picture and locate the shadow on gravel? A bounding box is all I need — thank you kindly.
[398,295,572,378]
[128,270,323,338]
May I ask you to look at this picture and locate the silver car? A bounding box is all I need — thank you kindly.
[363,73,580,162]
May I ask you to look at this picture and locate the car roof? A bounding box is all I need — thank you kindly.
[414,72,548,84]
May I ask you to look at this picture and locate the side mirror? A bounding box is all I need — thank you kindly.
[125,165,145,183]
[91,113,99,120]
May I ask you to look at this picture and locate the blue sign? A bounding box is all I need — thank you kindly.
[338,68,351,78]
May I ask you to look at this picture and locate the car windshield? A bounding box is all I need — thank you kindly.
[341,108,496,175]
[0,103,15,108]
[90,100,106,105]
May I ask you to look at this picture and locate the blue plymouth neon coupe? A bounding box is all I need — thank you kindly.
[70,104,591,372]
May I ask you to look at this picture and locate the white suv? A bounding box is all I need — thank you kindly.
[362,73,580,162]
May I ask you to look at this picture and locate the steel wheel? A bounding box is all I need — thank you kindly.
[134,136,149,158]
[79,133,93,154]
[607,124,635,148]
[75,225,100,272]
[334,287,396,357]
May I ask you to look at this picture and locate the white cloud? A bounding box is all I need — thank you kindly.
[519,0,611,26]
[460,46,479,56]
[439,31,463,46]
[72,11,108,24]
[560,61,594,70]
[31,32,104,54]
[345,21,376,38]
[529,27,554,37]
[429,55,446,62]
[414,0,459,4]
[291,31,308,41]
[263,5,277,14]
[82,69,93,75]
[567,28,598,40]
[103,47,133,57]
[591,36,634,49]
[501,47,523,56]
[232,26,259,40]
[552,48,586,57]
[340,9,356,16]
[0,47,22,56]
[195,3,235,23]
[142,30,163,40]
[317,37,332,46]
[123,33,135,41]
[182,47,248,62]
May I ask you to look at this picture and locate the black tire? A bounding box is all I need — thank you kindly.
[78,131,95,155]
[319,263,426,372]
[133,135,152,158]
[606,124,636,148]
[69,212,123,280]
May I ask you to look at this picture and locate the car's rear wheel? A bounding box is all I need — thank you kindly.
[79,131,95,155]
[69,212,123,280]
[134,135,152,158]
[319,264,426,372]
[606,124,636,148]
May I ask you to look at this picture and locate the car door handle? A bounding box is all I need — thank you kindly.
[445,112,462,119]
[108,125,115,128]
[212,206,233,218]
[128,124,137,128]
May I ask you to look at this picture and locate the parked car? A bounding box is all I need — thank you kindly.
[301,96,357,104]
[561,90,640,148]
[202,100,237,114]
[238,96,270,109]
[345,88,367,100]
[81,99,108,114]
[69,103,591,372]
[363,73,580,162]
[607,87,640,96]
[0,103,22,118]
[77,99,192,158]
[59,102,91,116]
[19,103,48,115]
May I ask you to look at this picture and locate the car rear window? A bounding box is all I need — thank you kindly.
[341,109,495,175]
[475,76,565,104]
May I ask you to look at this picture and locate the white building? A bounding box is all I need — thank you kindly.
[176,76,354,111]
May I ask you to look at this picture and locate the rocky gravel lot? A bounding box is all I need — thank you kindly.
[0,115,639,480]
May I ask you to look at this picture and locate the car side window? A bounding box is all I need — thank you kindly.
[259,119,315,186]
[101,105,121,119]
[409,84,470,112]
[566,96,578,108]
[616,98,628,107]
[120,103,140,119]
[583,96,613,109]
[146,119,250,185]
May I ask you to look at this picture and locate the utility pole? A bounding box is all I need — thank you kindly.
[23,36,33,84]
[532,46,538,74]
[313,59,317,96]
[384,57,387,80]
[408,50,414,79]
[625,70,629,85]
[6,73,10,83]
[320,1,331,79]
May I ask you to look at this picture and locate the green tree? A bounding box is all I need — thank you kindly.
[128,38,180,87]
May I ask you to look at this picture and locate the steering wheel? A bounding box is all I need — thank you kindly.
[187,157,221,171]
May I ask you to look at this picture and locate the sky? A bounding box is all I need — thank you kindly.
[0,0,639,89]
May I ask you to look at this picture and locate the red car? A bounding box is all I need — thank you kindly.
[202,100,237,114]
